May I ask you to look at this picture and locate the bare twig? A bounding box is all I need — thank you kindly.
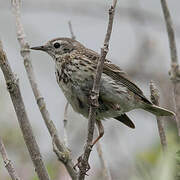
[67,20,111,179]
[78,1,118,179]
[160,0,180,138]
[0,40,50,180]
[0,137,21,180]
[150,81,167,151]
[68,21,76,40]
[11,0,77,179]
[96,141,112,180]
[63,102,69,147]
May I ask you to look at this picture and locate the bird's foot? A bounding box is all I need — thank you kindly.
[73,154,90,175]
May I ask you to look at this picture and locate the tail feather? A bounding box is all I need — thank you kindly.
[114,114,135,129]
[143,104,175,116]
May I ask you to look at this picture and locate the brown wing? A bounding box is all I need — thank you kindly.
[81,47,152,105]
[103,62,152,104]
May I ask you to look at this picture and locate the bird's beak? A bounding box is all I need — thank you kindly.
[30,46,46,51]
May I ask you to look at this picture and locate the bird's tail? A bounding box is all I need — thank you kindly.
[142,104,175,116]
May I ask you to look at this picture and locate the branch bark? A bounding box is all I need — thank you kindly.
[67,20,111,179]
[160,0,180,138]
[150,81,167,151]
[0,40,50,180]
[78,1,117,179]
[11,0,77,179]
[0,137,21,180]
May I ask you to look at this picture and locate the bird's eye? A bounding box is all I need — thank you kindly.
[54,42,60,49]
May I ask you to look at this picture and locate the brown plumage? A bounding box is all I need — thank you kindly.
[31,37,175,144]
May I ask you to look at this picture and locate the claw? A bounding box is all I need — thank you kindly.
[73,154,91,174]
[73,155,82,170]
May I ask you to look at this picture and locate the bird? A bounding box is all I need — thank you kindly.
[31,37,175,146]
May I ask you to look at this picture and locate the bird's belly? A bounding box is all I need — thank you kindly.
[56,69,140,120]
[58,80,90,118]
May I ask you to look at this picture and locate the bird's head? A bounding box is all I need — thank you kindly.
[31,37,84,59]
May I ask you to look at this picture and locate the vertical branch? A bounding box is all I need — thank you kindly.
[67,20,111,179]
[0,137,21,180]
[68,21,76,40]
[160,0,180,137]
[150,81,167,151]
[0,40,50,180]
[96,141,112,180]
[78,1,117,179]
[63,102,69,147]
[11,1,77,179]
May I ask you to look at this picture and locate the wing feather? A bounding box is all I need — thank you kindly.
[103,62,152,104]
[80,49,152,104]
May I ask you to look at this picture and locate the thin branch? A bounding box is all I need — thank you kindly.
[11,0,77,179]
[160,0,178,65]
[63,102,69,147]
[160,0,180,138]
[150,81,167,151]
[67,20,112,179]
[68,21,76,40]
[78,1,118,179]
[96,141,112,180]
[0,40,50,180]
[0,137,21,180]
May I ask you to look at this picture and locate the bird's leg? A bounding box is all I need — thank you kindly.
[91,120,104,147]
